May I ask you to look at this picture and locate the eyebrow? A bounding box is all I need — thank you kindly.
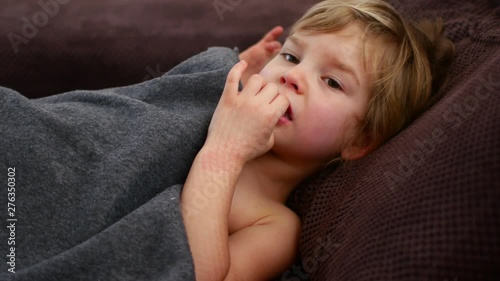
[286,34,361,88]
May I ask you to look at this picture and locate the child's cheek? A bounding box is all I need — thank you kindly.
[258,58,278,78]
[259,66,270,78]
[296,109,345,157]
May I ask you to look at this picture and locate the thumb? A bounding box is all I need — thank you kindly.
[263,26,284,42]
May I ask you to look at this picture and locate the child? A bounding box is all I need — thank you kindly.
[0,0,454,280]
[181,0,454,280]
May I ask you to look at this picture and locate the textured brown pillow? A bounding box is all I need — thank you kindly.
[284,0,500,280]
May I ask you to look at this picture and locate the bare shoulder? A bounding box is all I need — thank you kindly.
[254,203,302,245]
[228,186,301,235]
[226,203,302,280]
[257,203,302,230]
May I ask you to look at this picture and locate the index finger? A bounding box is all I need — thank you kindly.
[224,60,248,94]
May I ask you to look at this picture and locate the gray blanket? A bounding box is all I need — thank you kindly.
[0,47,240,281]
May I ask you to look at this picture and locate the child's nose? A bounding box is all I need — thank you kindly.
[279,72,303,95]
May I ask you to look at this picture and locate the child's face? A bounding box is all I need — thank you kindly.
[259,23,372,163]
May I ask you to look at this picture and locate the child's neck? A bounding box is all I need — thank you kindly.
[227,151,324,235]
[238,151,322,204]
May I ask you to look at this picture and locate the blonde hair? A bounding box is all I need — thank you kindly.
[290,0,454,155]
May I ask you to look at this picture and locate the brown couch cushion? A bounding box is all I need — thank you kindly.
[285,0,500,280]
[0,0,316,98]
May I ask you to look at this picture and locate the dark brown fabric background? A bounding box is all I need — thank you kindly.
[2,0,499,280]
[0,0,316,98]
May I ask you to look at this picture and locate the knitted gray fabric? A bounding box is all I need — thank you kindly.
[0,47,239,281]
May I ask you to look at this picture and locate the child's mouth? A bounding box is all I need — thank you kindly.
[283,105,293,121]
[278,105,293,125]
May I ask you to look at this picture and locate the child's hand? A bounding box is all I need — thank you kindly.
[239,26,284,86]
[205,60,289,164]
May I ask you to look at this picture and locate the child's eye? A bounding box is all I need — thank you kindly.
[281,53,300,64]
[323,78,343,91]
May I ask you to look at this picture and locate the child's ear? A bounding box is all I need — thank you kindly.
[341,136,380,161]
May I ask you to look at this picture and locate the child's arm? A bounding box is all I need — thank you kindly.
[239,26,284,86]
[181,61,291,280]
[181,144,243,280]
